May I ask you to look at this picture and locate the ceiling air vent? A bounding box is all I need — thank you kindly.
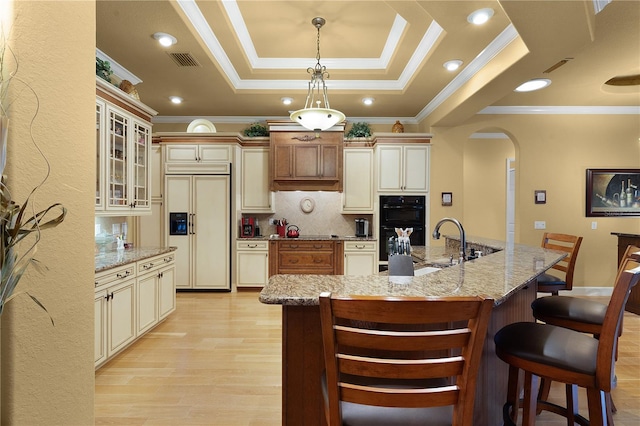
[543,58,572,74]
[168,52,201,67]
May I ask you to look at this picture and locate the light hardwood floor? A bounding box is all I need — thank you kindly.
[95,292,640,425]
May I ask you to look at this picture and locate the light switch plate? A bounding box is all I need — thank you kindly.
[534,221,546,229]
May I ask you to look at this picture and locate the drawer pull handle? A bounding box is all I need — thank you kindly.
[248,244,258,248]
[313,258,323,263]
[164,257,173,263]
[314,244,323,249]
[355,244,365,249]
[289,245,299,249]
[289,259,299,264]
[116,271,131,279]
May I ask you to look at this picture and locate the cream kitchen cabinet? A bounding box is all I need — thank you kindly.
[236,240,269,288]
[96,77,157,216]
[344,241,378,276]
[240,147,273,212]
[136,253,176,335]
[164,144,232,174]
[95,252,176,369]
[94,263,136,367]
[342,148,374,213]
[376,144,430,193]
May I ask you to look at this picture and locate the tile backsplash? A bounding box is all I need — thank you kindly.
[246,191,373,238]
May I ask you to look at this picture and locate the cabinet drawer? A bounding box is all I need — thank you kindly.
[237,240,269,250]
[279,252,334,269]
[344,241,377,251]
[137,253,175,275]
[278,241,334,251]
[95,264,136,288]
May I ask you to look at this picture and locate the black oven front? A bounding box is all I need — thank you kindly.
[379,195,426,262]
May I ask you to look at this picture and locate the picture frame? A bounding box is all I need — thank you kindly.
[586,168,640,217]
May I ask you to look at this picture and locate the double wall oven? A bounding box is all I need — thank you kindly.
[379,195,426,264]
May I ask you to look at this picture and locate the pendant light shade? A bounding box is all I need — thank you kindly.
[290,17,345,132]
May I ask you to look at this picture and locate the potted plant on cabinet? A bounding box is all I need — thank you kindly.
[345,122,372,139]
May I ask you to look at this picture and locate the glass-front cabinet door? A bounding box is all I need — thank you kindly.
[96,76,155,216]
[96,100,105,209]
[107,106,129,210]
[132,121,150,209]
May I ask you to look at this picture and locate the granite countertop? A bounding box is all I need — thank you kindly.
[239,235,376,241]
[260,236,566,307]
[95,247,177,273]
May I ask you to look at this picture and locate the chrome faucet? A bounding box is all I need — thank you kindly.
[432,217,467,262]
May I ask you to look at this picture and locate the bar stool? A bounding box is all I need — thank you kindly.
[537,233,583,295]
[494,253,640,425]
[531,245,640,420]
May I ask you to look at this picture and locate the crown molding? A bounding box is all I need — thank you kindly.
[96,48,142,85]
[479,106,640,115]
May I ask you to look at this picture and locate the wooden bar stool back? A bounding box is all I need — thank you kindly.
[537,232,583,295]
[531,245,640,421]
[495,253,640,426]
[319,292,494,426]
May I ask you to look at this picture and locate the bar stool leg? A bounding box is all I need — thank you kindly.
[505,365,521,425]
[565,384,579,425]
[522,371,537,426]
[537,378,552,415]
[586,388,607,426]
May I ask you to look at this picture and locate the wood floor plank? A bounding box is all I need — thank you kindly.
[95,292,640,425]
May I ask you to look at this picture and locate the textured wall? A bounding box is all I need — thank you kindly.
[1,1,95,424]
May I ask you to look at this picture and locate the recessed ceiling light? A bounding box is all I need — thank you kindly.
[362,97,375,106]
[153,32,177,47]
[514,79,552,92]
[281,97,293,106]
[443,60,463,71]
[467,8,494,25]
[169,96,183,104]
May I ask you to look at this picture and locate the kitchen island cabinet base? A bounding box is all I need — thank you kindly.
[279,282,536,425]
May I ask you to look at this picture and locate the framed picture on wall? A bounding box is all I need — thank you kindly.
[586,169,640,217]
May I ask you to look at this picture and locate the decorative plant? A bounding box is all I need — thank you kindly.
[346,122,372,138]
[0,30,67,321]
[96,57,113,83]
[243,122,269,137]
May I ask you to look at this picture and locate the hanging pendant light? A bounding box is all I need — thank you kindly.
[290,17,345,133]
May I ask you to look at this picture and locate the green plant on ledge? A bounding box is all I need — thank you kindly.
[1,30,67,322]
[243,122,269,137]
[346,122,372,139]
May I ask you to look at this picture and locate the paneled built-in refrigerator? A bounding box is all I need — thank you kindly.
[165,173,231,290]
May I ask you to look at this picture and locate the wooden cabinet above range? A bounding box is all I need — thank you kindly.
[269,130,343,191]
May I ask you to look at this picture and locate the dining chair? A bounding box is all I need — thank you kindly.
[537,232,583,295]
[388,254,415,276]
[531,244,640,421]
[494,252,640,425]
[319,292,494,426]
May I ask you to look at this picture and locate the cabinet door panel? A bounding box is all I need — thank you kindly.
[377,146,403,191]
[193,176,230,290]
[241,148,272,212]
[344,252,376,276]
[237,251,269,287]
[94,289,107,366]
[166,145,198,162]
[107,280,136,356]
[137,273,158,335]
[159,265,176,319]
[273,145,293,179]
[404,146,429,192]
[166,176,192,289]
[343,149,374,212]
[293,145,319,178]
[321,145,339,179]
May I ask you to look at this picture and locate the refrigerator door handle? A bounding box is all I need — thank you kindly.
[192,213,196,234]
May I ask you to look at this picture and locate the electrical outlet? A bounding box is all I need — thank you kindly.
[269,218,277,225]
[534,221,546,230]
[591,221,598,230]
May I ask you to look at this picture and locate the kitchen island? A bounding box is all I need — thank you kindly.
[260,236,566,425]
